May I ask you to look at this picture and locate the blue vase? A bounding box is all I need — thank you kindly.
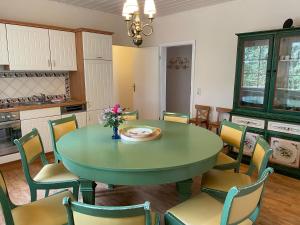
[112,126,121,139]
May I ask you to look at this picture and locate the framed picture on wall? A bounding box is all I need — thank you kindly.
[270,137,300,168]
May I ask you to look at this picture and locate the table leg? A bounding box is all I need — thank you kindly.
[80,179,96,204]
[176,179,193,201]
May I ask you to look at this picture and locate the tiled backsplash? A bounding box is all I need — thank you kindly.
[0,71,70,103]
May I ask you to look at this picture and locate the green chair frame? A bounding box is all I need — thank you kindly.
[202,136,273,199]
[162,111,190,124]
[63,198,160,225]
[165,167,273,225]
[214,120,247,172]
[122,110,139,120]
[48,115,78,162]
[0,170,73,225]
[14,128,79,202]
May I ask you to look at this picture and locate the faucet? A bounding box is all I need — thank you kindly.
[32,93,47,103]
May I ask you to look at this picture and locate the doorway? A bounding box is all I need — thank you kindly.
[160,41,195,115]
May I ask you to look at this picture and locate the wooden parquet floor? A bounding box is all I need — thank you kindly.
[0,155,299,225]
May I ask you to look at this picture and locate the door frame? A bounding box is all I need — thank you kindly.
[159,40,196,116]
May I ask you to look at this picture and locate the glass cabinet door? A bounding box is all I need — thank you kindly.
[272,34,300,112]
[237,37,272,109]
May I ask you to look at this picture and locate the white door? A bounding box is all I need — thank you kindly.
[87,110,102,126]
[133,47,160,119]
[112,46,135,110]
[21,115,61,153]
[84,60,113,111]
[82,32,112,60]
[62,112,87,128]
[49,30,77,71]
[0,24,9,65]
[6,25,51,70]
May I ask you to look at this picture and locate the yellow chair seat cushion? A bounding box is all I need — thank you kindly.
[167,192,252,225]
[73,211,158,225]
[202,169,252,193]
[12,190,73,225]
[215,152,236,166]
[34,162,78,183]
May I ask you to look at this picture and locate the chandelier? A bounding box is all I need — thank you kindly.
[122,0,156,47]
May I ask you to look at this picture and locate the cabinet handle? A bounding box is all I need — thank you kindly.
[52,60,56,68]
[96,56,103,59]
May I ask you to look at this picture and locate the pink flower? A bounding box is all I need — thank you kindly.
[112,104,120,114]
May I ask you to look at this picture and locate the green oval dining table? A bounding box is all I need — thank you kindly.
[57,120,223,204]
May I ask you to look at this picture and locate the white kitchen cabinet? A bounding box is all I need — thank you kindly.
[62,111,87,128]
[87,110,102,126]
[6,25,51,71]
[84,60,113,111]
[49,30,77,71]
[21,115,61,153]
[21,107,61,153]
[0,24,9,65]
[82,32,112,60]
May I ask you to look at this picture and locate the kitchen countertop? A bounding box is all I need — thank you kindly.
[0,100,86,113]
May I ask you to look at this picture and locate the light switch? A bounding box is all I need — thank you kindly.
[197,88,201,96]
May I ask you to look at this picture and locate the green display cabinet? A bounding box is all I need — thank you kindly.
[231,27,300,178]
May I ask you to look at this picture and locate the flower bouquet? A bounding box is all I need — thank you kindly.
[103,104,125,139]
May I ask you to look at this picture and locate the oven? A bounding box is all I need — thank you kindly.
[0,112,21,156]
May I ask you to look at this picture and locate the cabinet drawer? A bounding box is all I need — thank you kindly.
[270,137,300,168]
[231,116,265,129]
[268,121,300,136]
[20,107,61,120]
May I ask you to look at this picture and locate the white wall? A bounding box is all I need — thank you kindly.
[166,45,192,114]
[144,0,300,119]
[0,0,130,45]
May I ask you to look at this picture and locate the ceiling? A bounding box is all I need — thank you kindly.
[50,0,235,17]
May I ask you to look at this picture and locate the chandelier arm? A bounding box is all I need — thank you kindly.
[141,24,153,36]
[126,21,135,37]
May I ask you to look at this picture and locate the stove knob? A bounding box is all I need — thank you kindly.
[6,115,11,118]
[12,114,17,118]
[1,116,5,119]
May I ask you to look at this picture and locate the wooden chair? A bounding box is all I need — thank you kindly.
[49,115,78,162]
[165,167,273,225]
[163,111,190,124]
[122,110,139,121]
[189,105,210,128]
[201,137,273,199]
[214,120,247,172]
[63,198,160,225]
[0,170,74,225]
[14,129,79,202]
[209,107,231,133]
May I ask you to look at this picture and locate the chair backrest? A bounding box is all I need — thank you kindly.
[219,120,247,162]
[220,167,273,225]
[122,111,139,121]
[216,107,231,123]
[63,198,159,225]
[195,105,210,121]
[163,111,189,124]
[0,171,16,225]
[14,129,48,182]
[48,115,78,161]
[247,137,273,178]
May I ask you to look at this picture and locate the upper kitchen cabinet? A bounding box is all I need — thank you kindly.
[0,24,9,65]
[49,29,77,71]
[82,32,112,60]
[6,25,51,71]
